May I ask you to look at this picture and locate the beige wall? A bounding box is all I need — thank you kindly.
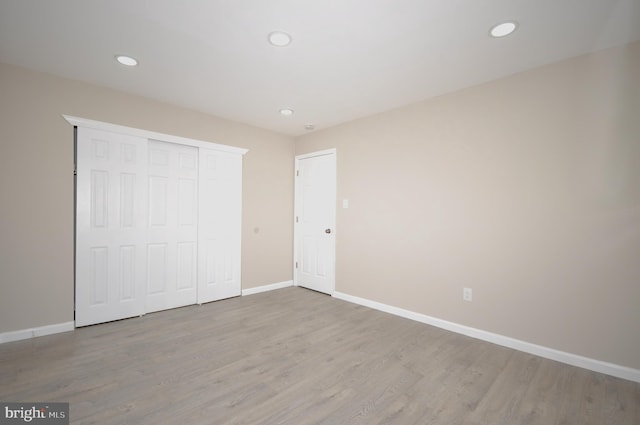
[0,63,294,334]
[296,42,640,370]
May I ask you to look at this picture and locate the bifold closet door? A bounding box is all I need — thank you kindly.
[76,127,148,326]
[145,140,198,313]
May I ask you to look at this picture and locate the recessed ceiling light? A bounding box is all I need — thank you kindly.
[115,55,138,66]
[268,31,292,47]
[490,21,518,38]
[279,108,294,116]
[304,124,315,131]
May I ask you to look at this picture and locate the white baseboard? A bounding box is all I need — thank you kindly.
[333,291,640,383]
[242,280,294,296]
[0,321,75,344]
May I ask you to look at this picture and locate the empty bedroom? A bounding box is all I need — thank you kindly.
[1,1,639,424]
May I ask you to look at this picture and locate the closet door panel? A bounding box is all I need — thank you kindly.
[145,141,198,313]
[198,149,242,303]
[76,127,147,326]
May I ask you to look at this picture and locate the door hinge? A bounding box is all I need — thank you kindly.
[295,261,298,269]
[296,216,298,223]
[296,170,299,177]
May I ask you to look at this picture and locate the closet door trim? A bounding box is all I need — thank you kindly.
[64,115,248,156]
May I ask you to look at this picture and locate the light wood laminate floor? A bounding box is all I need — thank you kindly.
[1,287,638,424]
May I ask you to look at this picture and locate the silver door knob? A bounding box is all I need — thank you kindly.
[325,228,332,234]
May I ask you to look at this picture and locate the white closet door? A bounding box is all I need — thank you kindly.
[145,141,198,313]
[74,118,246,327]
[76,128,147,326]
[198,149,242,303]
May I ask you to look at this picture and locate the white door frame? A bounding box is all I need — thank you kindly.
[293,148,337,295]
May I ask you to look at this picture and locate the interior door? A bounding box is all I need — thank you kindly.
[295,150,336,294]
[145,140,198,313]
[75,127,147,326]
[197,149,242,303]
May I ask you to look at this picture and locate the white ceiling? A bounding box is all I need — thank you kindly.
[1,0,639,136]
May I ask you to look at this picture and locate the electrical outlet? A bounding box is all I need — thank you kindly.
[463,287,472,302]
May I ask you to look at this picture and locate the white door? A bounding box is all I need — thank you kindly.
[75,127,147,326]
[294,150,336,294]
[197,149,243,303]
[145,140,198,313]
[74,119,246,327]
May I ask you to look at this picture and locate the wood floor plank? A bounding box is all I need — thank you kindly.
[0,287,638,425]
